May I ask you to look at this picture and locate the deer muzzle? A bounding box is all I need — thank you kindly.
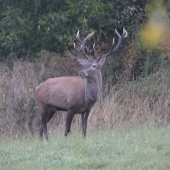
[79,70,87,78]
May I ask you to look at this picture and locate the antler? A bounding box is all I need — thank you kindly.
[74,28,127,60]
[74,31,94,60]
[92,43,96,59]
[101,28,128,58]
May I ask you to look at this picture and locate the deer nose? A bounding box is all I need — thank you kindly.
[79,70,85,77]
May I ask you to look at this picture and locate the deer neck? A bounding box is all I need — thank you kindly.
[85,71,102,102]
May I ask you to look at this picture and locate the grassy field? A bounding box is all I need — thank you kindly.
[0,124,170,170]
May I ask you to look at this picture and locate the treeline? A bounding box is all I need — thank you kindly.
[0,0,170,78]
[0,0,147,58]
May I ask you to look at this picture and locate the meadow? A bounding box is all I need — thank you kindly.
[1,124,170,170]
[0,56,170,170]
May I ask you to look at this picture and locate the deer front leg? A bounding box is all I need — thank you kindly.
[81,111,89,137]
[82,113,85,136]
[65,111,74,136]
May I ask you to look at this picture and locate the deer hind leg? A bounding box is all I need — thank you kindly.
[47,106,56,123]
[39,106,49,140]
[65,111,74,136]
[81,111,89,137]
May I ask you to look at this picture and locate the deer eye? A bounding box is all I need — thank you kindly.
[92,64,97,68]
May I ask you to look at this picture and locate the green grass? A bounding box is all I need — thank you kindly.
[1,124,170,170]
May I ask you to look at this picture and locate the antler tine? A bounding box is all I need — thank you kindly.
[112,29,124,52]
[123,27,128,38]
[81,32,94,44]
[101,28,128,58]
[81,32,94,60]
[92,43,96,59]
[80,44,89,59]
[76,30,82,43]
[74,31,94,60]
[74,43,83,56]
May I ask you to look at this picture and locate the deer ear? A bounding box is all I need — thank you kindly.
[77,58,88,66]
[97,56,106,67]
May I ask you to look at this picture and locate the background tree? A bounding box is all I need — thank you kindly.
[0,0,170,79]
[0,0,146,57]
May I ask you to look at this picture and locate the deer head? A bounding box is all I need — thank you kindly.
[74,28,128,81]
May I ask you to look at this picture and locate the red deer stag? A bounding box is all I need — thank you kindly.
[36,28,128,140]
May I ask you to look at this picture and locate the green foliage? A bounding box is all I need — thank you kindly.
[0,0,170,80]
[0,0,147,58]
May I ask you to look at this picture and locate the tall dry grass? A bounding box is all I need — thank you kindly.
[0,56,170,137]
[0,60,39,137]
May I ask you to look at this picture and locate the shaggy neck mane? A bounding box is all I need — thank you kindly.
[85,71,102,102]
